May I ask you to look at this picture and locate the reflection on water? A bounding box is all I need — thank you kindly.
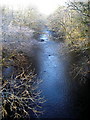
[3,30,88,120]
[37,30,88,119]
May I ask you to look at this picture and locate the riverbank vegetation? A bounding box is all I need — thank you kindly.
[47,0,90,84]
[1,6,44,38]
[1,6,44,119]
[1,49,44,119]
[0,0,90,119]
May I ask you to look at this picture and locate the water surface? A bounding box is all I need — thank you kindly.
[37,30,75,119]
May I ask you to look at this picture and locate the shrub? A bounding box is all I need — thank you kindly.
[1,49,44,120]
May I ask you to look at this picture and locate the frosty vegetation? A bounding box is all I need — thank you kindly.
[47,1,90,83]
[0,0,90,119]
[1,6,45,119]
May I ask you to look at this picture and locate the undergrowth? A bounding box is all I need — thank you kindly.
[1,48,44,120]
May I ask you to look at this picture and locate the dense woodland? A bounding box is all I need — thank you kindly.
[0,0,90,119]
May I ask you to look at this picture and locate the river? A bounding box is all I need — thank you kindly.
[36,30,88,120]
[3,30,88,120]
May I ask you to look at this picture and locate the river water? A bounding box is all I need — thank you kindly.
[3,30,88,120]
[36,30,88,120]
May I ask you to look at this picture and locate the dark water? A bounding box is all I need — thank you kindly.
[3,30,88,120]
[36,30,88,120]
